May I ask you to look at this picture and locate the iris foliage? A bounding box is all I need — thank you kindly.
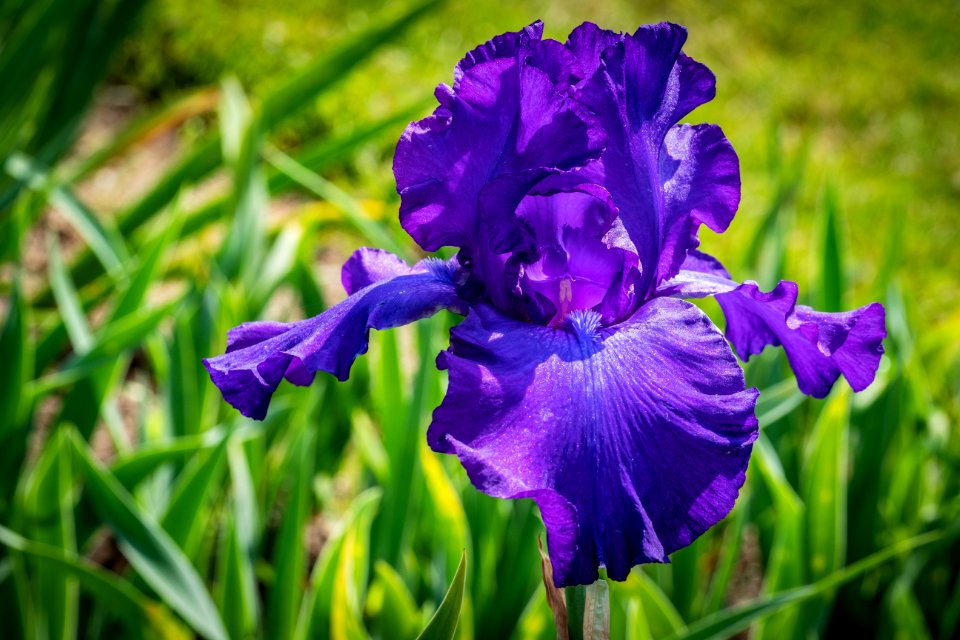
[0,1,957,639]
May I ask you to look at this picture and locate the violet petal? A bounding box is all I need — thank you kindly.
[428,299,758,586]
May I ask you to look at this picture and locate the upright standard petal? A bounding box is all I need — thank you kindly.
[394,24,604,253]
[428,299,758,586]
[577,23,721,299]
[658,255,886,398]
[204,255,464,420]
[657,124,740,281]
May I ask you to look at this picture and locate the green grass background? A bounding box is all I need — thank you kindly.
[1,0,958,638]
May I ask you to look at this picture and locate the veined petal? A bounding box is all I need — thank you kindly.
[394,24,604,253]
[341,246,416,294]
[658,255,886,398]
[204,255,464,420]
[657,124,740,282]
[577,22,720,300]
[428,299,758,587]
[564,22,623,80]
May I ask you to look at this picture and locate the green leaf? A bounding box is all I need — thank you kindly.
[49,0,440,302]
[6,153,129,277]
[818,183,845,313]
[613,570,685,639]
[68,430,228,640]
[0,524,188,637]
[217,76,266,282]
[47,233,93,355]
[671,531,945,640]
[419,440,470,586]
[802,389,850,583]
[262,145,407,258]
[417,551,467,640]
[109,427,238,489]
[159,432,230,556]
[64,86,219,183]
[366,561,423,640]
[266,428,316,640]
[219,439,261,640]
[21,429,77,640]
[0,276,32,511]
[566,584,587,640]
[701,503,748,617]
[296,488,382,640]
[752,436,805,640]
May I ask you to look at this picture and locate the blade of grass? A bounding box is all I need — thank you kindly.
[263,144,407,257]
[0,524,189,637]
[64,87,220,183]
[417,551,467,640]
[109,426,248,489]
[366,561,423,640]
[613,570,685,639]
[159,432,230,556]
[114,0,437,255]
[802,389,850,582]
[296,488,382,640]
[818,184,845,313]
[671,530,945,640]
[218,438,261,639]
[0,276,32,512]
[47,233,94,355]
[700,501,748,616]
[266,428,316,640]
[752,436,806,640]
[7,152,129,277]
[21,429,77,640]
[68,430,228,640]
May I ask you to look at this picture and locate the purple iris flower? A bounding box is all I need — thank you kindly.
[204,21,886,587]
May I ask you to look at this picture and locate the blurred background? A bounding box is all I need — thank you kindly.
[1,0,958,638]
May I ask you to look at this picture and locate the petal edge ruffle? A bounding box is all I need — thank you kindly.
[204,254,464,420]
[429,299,758,586]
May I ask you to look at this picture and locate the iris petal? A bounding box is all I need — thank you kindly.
[658,124,740,283]
[204,253,464,420]
[428,299,758,586]
[340,246,416,294]
[659,254,886,397]
[577,23,721,300]
[394,24,604,254]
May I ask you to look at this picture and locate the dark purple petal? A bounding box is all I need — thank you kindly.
[225,322,316,388]
[394,25,604,253]
[341,247,416,294]
[657,124,740,282]
[577,23,720,300]
[564,22,623,80]
[658,260,886,397]
[204,256,464,420]
[512,188,639,325]
[717,282,886,397]
[655,249,733,298]
[428,299,758,586]
[453,21,544,86]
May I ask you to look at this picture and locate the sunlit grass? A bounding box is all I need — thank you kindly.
[1,1,958,639]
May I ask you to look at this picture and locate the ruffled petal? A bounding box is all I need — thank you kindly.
[658,257,886,398]
[394,25,604,253]
[428,299,758,586]
[341,247,416,294]
[577,23,719,300]
[657,124,740,282]
[453,21,544,87]
[564,22,622,80]
[204,256,464,420]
